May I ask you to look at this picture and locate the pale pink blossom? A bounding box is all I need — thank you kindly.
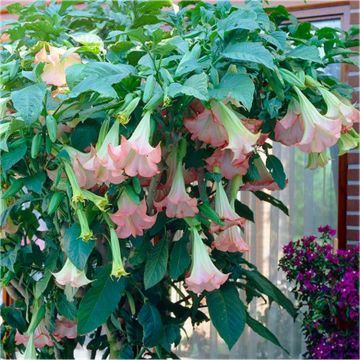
[213,225,249,253]
[21,237,45,251]
[210,181,246,233]
[15,324,54,348]
[338,128,360,156]
[53,258,92,288]
[53,318,77,341]
[34,46,81,87]
[184,101,227,147]
[110,189,156,239]
[185,229,229,294]
[155,162,198,218]
[108,112,161,178]
[294,87,342,153]
[274,99,304,146]
[211,101,260,165]
[206,149,249,180]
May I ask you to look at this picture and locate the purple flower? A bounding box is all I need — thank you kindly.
[318,225,337,236]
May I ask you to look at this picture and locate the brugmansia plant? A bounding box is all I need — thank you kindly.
[0,0,359,359]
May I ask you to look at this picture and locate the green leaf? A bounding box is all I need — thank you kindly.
[169,236,191,280]
[1,306,27,333]
[160,324,181,352]
[209,73,254,110]
[64,224,95,270]
[138,302,163,347]
[24,171,46,194]
[11,83,46,125]
[144,235,168,289]
[287,45,322,63]
[168,73,208,101]
[78,266,127,334]
[56,293,77,321]
[1,140,27,172]
[246,314,288,353]
[1,246,19,272]
[198,203,224,226]
[234,199,255,222]
[68,62,135,98]
[244,270,296,318]
[175,44,202,77]
[266,155,286,189]
[253,191,289,215]
[217,9,258,34]
[207,283,246,349]
[223,42,275,69]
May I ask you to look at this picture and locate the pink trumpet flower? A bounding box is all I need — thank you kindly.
[34,46,81,87]
[110,189,156,239]
[338,128,360,156]
[274,99,304,146]
[213,225,249,253]
[108,112,161,178]
[155,162,198,218]
[206,149,249,180]
[211,101,260,165]
[53,318,77,341]
[241,157,282,191]
[184,101,227,147]
[294,87,342,153]
[52,258,92,288]
[319,87,360,129]
[15,323,54,348]
[210,181,246,233]
[185,228,229,294]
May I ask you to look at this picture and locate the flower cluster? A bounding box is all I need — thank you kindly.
[279,227,359,359]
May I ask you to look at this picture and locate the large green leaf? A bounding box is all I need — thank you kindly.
[77,266,127,334]
[168,73,208,101]
[209,73,255,110]
[1,140,27,172]
[138,302,163,347]
[253,191,289,216]
[24,171,46,194]
[266,155,286,189]
[67,62,135,98]
[169,236,191,280]
[246,314,288,353]
[144,235,168,289]
[234,199,255,222]
[223,42,275,69]
[11,83,46,125]
[287,45,322,63]
[207,283,246,349]
[217,9,258,34]
[64,224,95,270]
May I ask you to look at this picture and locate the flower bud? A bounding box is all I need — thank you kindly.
[109,228,129,278]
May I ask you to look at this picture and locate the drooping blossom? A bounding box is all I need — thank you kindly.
[53,318,77,341]
[241,157,283,191]
[53,258,92,288]
[108,112,161,177]
[307,151,330,170]
[109,228,129,278]
[274,99,304,146]
[76,207,94,241]
[210,180,246,233]
[34,46,81,87]
[294,87,342,153]
[213,225,249,253]
[21,236,46,251]
[206,149,249,180]
[155,162,198,218]
[184,100,227,147]
[318,87,360,129]
[338,128,360,156]
[210,101,260,165]
[15,323,54,348]
[110,189,157,239]
[185,228,229,294]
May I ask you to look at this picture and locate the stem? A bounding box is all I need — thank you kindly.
[197,168,207,203]
[104,324,121,360]
[146,173,161,214]
[10,279,27,299]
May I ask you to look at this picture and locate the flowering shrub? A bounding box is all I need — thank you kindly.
[279,227,360,359]
[0,0,359,359]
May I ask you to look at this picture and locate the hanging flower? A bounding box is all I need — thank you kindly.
[53,318,77,341]
[76,208,94,241]
[210,180,245,233]
[213,225,249,253]
[306,151,330,170]
[34,46,81,87]
[15,323,54,348]
[338,128,360,156]
[64,162,86,203]
[109,228,129,278]
[184,101,227,147]
[211,101,260,165]
[155,162,198,218]
[81,189,109,212]
[53,258,92,288]
[110,189,157,239]
[206,149,249,180]
[185,228,229,294]
[294,87,342,153]
[274,99,304,146]
[318,87,359,129]
[108,112,161,178]
[241,157,282,191]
